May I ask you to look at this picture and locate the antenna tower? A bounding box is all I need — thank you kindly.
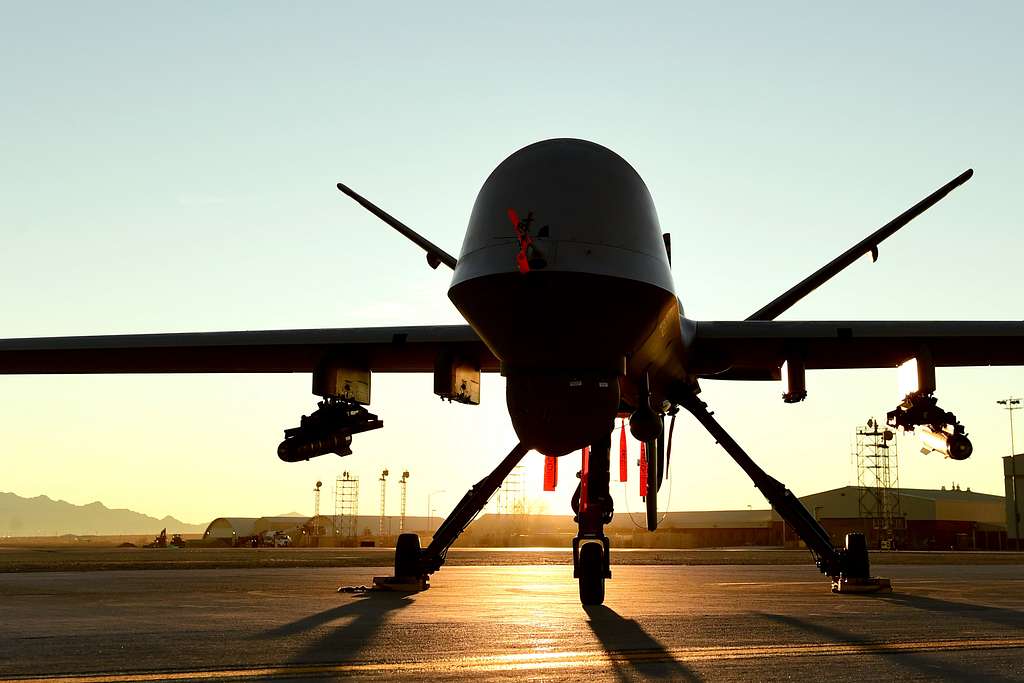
[855,418,904,549]
[378,469,390,537]
[334,472,359,539]
[495,464,526,517]
[399,471,410,532]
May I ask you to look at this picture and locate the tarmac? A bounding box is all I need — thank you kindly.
[3,546,1023,573]
[2,557,1023,681]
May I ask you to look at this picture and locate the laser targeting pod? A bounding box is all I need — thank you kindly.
[277,398,383,462]
[278,361,384,462]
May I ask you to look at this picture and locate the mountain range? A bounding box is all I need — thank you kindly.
[0,491,207,536]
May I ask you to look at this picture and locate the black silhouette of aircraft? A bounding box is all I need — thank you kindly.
[1,139,1014,604]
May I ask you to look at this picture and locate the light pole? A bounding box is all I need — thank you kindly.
[997,397,1022,456]
[427,489,445,535]
[1000,397,1024,550]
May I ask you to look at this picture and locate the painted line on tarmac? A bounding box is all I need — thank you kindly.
[714,581,822,586]
[6,637,1024,681]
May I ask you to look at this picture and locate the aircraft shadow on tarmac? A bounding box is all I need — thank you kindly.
[758,610,1021,683]
[584,605,700,682]
[258,592,413,664]
[877,592,1024,630]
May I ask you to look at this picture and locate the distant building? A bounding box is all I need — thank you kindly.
[203,486,1009,550]
[458,486,1009,550]
[202,515,428,546]
[203,516,336,545]
[1005,455,1024,547]
[204,517,258,542]
[797,485,1006,550]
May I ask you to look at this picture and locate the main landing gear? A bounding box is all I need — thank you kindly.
[678,392,891,594]
[369,442,530,593]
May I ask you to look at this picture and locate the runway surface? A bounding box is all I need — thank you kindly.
[2,563,1023,681]
[4,546,1022,573]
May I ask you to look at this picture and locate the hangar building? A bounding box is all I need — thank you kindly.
[203,515,336,545]
[462,486,1008,550]
[794,485,1006,550]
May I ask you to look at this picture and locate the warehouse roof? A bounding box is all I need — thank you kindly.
[899,487,1003,502]
[204,517,258,537]
[803,485,1002,503]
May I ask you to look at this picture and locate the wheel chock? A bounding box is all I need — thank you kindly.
[371,575,430,592]
[831,576,892,594]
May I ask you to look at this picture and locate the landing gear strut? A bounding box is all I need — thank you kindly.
[679,392,891,593]
[370,443,529,592]
[644,431,662,531]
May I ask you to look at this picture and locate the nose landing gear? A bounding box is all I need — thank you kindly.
[572,432,613,605]
[369,436,619,606]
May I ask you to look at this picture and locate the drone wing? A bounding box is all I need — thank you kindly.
[746,169,973,321]
[689,320,1024,380]
[0,325,497,374]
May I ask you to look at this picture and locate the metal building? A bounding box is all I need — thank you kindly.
[202,516,336,545]
[1005,454,1024,549]
[203,517,258,542]
[797,485,1006,550]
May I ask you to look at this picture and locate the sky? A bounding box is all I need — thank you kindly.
[1,2,1023,527]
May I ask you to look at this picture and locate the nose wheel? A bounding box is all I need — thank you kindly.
[577,542,606,606]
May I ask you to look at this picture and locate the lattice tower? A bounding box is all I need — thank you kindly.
[334,472,359,539]
[855,418,905,549]
[495,464,527,517]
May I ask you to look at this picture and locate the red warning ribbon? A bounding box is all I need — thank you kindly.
[543,455,558,491]
[507,207,533,274]
[579,446,590,513]
[639,442,648,498]
[619,418,628,483]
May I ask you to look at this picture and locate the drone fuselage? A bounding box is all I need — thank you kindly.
[448,138,687,455]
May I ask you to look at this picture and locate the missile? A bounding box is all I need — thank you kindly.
[918,428,973,461]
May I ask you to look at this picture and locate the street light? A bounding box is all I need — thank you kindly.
[1000,397,1024,550]
[427,489,446,535]
[997,397,1022,456]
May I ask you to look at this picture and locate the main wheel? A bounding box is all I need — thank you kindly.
[395,533,421,577]
[844,532,870,578]
[578,542,606,605]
